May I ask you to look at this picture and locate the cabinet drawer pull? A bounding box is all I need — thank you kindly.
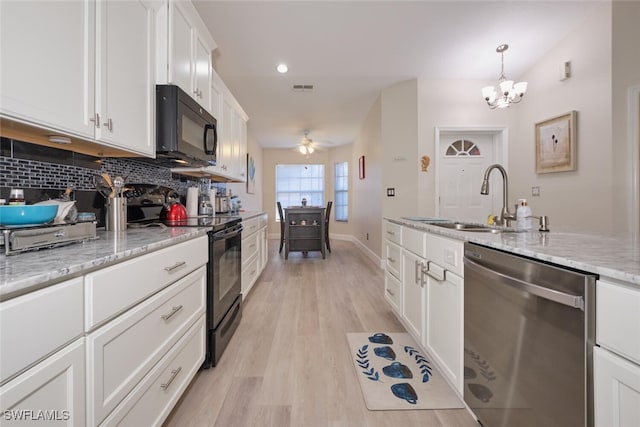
[160,366,182,390]
[387,256,396,263]
[386,288,395,296]
[386,230,395,236]
[250,269,256,276]
[250,243,256,249]
[164,261,186,272]
[161,305,183,321]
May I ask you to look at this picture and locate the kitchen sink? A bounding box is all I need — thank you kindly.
[429,222,502,233]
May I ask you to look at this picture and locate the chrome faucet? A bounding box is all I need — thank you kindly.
[480,164,516,227]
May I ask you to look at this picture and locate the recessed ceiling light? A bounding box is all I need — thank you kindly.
[276,63,288,74]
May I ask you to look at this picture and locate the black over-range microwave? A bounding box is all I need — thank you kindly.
[156,84,217,167]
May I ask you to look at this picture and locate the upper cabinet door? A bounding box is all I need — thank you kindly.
[0,0,95,138]
[95,0,159,156]
[194,34,211,109]
[169,2,193,96]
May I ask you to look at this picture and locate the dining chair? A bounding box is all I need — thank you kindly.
[277,201,285,253]
[325,201,332,252]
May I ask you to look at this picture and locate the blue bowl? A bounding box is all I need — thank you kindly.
[0,205,58,226]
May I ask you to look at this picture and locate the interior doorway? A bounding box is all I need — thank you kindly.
[435,128,507,223]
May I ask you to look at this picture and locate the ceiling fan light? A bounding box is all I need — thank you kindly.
[299,145,307,154]
[307,146,314,154]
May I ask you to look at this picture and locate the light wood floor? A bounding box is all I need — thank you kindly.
[163,239,478,427]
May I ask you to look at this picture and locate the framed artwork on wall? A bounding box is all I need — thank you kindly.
[359,155,365,179]
[246,153,256,194]
[535,111,577,173]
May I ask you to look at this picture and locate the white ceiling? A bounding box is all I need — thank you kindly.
[193,0,600,149]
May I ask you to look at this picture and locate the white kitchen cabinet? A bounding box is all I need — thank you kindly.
[94,0,159,156]
[594,346,640,427]
[86,266,206,426]
[383,221,403,313]
[384,271,402,314]
[205,70,249,182]
[594,278,640,426]
[0,1,95,139]
[241,214,268,296]
[402,247,426,342]
[1,277,84,385]
[163,0,215,109]
[99,317,205,427]
[0,0,158,157]
[383,220,464,394]
[0,338,86,427]
[424,234,464,393]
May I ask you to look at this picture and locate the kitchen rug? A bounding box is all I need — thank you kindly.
[347,332,464,410]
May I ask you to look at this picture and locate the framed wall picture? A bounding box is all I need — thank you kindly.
[359,155,365,179]
[535,111,577,173]
[246,153,256,194]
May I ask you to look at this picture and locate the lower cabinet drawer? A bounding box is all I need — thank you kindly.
[100,316,206,427]
[242,252,260,296]
[241,230,260,265]
[385,271,401,314]
[86,266,206,426]
[385,240,402,280]
[0,277,83,384]
[597,279,640,364]
[85,236,208,331]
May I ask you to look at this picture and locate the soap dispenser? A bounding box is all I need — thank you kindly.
[516,199,533,230]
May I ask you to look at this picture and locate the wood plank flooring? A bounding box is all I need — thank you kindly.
[163,239,478,427]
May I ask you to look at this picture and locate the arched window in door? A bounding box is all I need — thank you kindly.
[445,139,481,156]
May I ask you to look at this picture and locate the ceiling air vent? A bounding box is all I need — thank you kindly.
[291,84,314,92]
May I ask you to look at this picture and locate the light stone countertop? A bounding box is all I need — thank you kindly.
[388,217,640,287]
[0,212,268,301]
[0,227,209,301]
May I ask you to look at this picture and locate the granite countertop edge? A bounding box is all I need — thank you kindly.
[387,217,640,287]
[0,227,210,301]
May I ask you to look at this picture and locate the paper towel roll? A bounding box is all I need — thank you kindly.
[186,187,199,217]
[209,189,217,217]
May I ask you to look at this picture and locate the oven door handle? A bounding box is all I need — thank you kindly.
[213,225,243,240]
[464,257,585,310]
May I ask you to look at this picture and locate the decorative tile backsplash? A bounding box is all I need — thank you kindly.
[0,137,225,199]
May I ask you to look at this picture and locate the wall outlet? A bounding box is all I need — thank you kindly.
[532,186,541,197]
[387,188,395,197]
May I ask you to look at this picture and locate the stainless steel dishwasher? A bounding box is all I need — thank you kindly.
[463,242,596,427]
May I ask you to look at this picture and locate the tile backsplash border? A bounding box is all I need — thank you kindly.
[0,137,225,199]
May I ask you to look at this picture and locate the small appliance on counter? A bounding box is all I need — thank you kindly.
[215,194,230,214]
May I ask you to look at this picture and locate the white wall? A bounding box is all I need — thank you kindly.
[612,0,640,233]
[353,94,382,256]
[509,2,612,231]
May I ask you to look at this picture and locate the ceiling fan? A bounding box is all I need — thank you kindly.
[298,131,316,156]
[296,131,329,157]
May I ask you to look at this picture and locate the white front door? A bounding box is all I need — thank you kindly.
[437,132,500,222]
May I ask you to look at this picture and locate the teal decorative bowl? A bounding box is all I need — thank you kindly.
[0,205,58,226]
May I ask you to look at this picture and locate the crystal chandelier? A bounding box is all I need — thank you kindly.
[482,44,527,109]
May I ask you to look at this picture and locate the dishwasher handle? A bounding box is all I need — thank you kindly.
[464,257,585,310]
